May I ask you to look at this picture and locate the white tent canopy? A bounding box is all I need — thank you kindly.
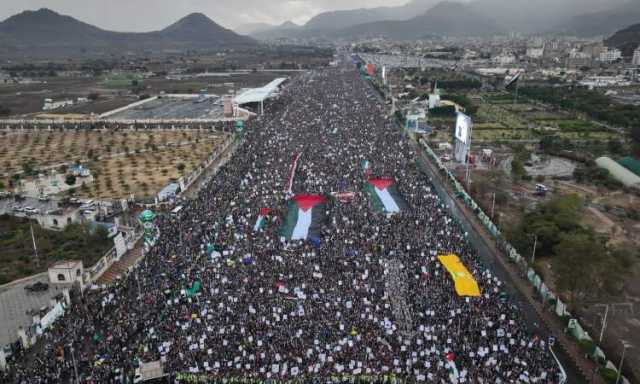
[233,78,287,106]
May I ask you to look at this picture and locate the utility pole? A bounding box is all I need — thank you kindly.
[531,234,538,264]
[30,223,39,267]
[615,341,633,384]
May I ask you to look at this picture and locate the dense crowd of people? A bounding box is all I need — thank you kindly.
[3,57,560,383]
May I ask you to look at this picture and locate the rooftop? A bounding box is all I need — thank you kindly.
[233,78,287,105]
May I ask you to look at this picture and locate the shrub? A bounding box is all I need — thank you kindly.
[65,174,77,186]
[577,339,595,355]
[600,368,618,384]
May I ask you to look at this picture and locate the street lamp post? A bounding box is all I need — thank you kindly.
[615,341,633,384]
[596,304,610,345]
[491,192,496,219]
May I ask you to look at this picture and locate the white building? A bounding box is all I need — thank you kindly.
[526,46,545,59]
[578,76,631,88]
[43,98,74,111]
[493,53,517,65]
[569,49,591,60]
[632,46,640,66]
[48,260,84,285]
[599,48,622,63]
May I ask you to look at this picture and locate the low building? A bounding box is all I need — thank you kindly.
[43,98,74,111]
[48,260,84,285]
[70,164,91,178]
[35,207,81,230]
[578,76,631,88]
[157,183,180,202]
[595,157,640,188]
[526,46,545,59]
[493,53,517,65]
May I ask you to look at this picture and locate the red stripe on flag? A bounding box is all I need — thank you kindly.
[259,207,272,216]
[368,178,395,190]
[293,194,326,212]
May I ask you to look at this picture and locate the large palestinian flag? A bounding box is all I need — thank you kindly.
[366,178,408,213]
[280,194,327,241]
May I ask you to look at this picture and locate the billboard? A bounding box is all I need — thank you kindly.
[455,112,472,144]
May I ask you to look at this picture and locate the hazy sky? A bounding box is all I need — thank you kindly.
[0,0,411,31]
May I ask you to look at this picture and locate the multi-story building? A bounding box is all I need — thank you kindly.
[599,48,622,63]
[632,46,640,66]
[526,45,545,59]
[493,52,517,65]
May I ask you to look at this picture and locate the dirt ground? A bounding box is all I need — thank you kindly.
[0,129,230,199]
[80,134,228,199]
[0,71,299,117]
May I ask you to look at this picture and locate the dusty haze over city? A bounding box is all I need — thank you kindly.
[0,0,628,31]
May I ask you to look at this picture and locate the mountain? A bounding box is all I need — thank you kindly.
[154,13,254,45]
[606,23,640,56]
[0,8,117,47]
[470,0,631,34]
[303,0,446,32]
[336,2,501,39]
[235,22,274,35]
[554,0,640,37]
[0,8,256,57]
[250,21,304,40]
[279,21,300,29]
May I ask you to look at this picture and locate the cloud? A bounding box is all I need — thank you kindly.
[0,0,409,31]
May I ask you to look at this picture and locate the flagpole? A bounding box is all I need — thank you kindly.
[30,223,39,267]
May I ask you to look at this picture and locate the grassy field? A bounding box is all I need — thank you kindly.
[0,215,112,284]
[0,129,230,199]
[102,73,144,89]
[470,95,618,141]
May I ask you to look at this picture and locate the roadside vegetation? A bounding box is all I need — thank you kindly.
[0,214,112,284]
[504,195,637,307]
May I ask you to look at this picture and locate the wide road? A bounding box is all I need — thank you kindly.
[6,58,562,383]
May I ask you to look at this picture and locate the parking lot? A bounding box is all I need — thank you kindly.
[0,196,59,218]
[0,274,68,348]
[107,97,227,120]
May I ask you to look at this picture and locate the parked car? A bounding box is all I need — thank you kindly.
[25,282,49,292]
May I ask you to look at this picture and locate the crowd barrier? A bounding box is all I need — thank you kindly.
[418,138,629,384]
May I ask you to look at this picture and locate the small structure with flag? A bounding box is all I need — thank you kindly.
[365,178,408,214]
[280,194,327,241]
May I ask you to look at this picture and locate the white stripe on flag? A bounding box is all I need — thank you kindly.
[291,208,312,240]
[253,216,264,232]
[375,187,400,213]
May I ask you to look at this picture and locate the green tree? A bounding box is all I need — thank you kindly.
[554,232,605,305]
[65,174,77,186]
